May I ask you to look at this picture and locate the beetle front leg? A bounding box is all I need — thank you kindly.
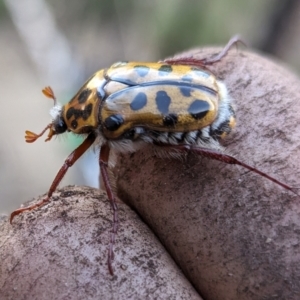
[10,133,96,223]
[158,144,297,195]
[99,144,119,276]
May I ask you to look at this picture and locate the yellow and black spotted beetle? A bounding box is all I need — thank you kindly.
[10,36,296,275]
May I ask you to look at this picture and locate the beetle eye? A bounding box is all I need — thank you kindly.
[54,118,67,134]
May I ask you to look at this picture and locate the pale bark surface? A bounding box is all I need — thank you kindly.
[0,186,200,300]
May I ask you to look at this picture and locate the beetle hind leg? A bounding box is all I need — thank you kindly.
[157,143,297,195]
[163,35,246,68]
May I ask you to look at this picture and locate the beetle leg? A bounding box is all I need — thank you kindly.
[99,144,119,276]
[164,35,246,68]
[201,35,246,65]
[10,133,96,223]
[157,144,297,195]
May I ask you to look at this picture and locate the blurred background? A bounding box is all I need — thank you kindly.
[1,0,300,214]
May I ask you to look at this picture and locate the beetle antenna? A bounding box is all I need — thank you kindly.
[25,123,55,143]
[42,86,57,106]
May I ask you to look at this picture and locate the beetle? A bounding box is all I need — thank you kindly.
[10,36,296,275]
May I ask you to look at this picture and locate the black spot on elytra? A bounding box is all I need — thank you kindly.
[188,99,210,119]
[78,89,92,104]
[158,65,173,76]
[163,113,178,127]
[104,114,124,131]
[156,91,171,114]
[179,86,192,97]
[134,65,150,77]
[66,103,93,122]
[130,92,147,110]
